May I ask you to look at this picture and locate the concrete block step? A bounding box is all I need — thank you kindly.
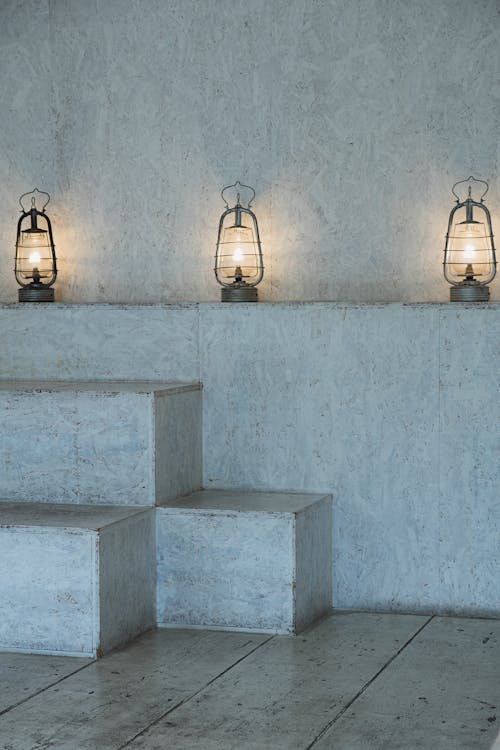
[157,490,333,634]
[0,380,202,505]
[0,502,156,656]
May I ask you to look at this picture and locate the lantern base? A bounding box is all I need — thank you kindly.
[450,284,490,302]
[221,286,258,302]
[18,287,55,303]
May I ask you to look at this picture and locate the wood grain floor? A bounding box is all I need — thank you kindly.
[1,613,499,749]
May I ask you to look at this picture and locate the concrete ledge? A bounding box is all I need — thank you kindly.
[0,503,156,657]
[157,490,333,634]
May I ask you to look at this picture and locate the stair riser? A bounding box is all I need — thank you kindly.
[157,494,333,634]
[0,388,201,505]
[0,527,98,656]
[0,511,155,657]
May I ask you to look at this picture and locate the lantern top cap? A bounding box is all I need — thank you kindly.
[451,176,489,204]
[19,188,50,214]
[221,180,255,210]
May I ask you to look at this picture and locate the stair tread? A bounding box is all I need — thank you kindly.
[0,380,200,394]
[159,489,330,514]
[0,502,151,530]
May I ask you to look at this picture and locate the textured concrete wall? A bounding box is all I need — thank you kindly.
[0,0,55,299]
[0,0,499,304]
[200,302,500,616]
[0,302,497,616]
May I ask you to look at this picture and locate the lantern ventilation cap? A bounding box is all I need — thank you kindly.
[451,176,489,204]
[221,181,255,210]
[19,188,50,213]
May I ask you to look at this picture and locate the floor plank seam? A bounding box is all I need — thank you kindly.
[304,615,435,749]
[117,634,276,749]
[0,659,96,719]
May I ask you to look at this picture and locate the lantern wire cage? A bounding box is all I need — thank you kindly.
[215,181,264,302]
[444,176,496,302]
[15,188,57,302]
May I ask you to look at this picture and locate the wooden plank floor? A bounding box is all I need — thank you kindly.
[0,613,499,750]
[0,653,93,716]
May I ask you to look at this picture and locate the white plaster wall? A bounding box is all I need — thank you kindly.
[0,0,499,304]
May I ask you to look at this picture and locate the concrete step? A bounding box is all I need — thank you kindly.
[0,380,202,505]
[157,490,333,634]
[0,502,156,656]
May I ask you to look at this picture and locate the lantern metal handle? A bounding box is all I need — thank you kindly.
[19,188,51,214]
[451,176,489,204]
[221,181,255,210]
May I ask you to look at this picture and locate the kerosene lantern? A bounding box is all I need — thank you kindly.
[214,181,264,302]
[443,176,496,301]
[15,188,57,302]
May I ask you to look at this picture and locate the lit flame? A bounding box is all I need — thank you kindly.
[29,251,41,265]
[463,244,475,262]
